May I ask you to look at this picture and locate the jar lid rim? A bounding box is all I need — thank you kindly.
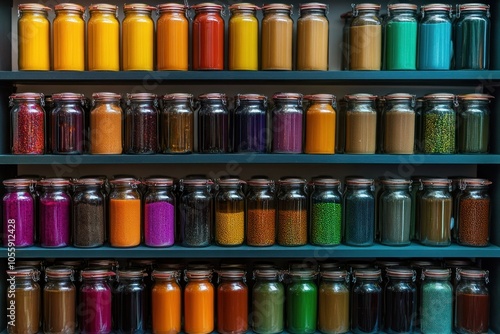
[3,178,34,187]
[461,178,492,186]
[217,178,244,185]
[127,93,157,100]
[346,178,374,185]
[421,178,451,186]
[444,259,473,266]
[38,178,71,186]
[52,92,85,101]
[198,93,227,100]
[73,177,105,186]
[152,269,178,278]
[272,92,303,100]
[55,3,85,12]
[81,269,113,278]
[89,4,118,11]
[459,269,488,278]
[353,268,381,277]
[186,269,213,277]
[379,179,411,185]
[18,3,51,11]
[237,94,267,100]
[312,178,341,185]
[262,3,292,10]
[144,177,175,186]
[421,3,453,11]
[158,3,187,11]
[191,3,223,10]
[92,92,121,100]
[388,3,418,10]
[386,267,415,278]
[345,93,378,101]
[182,178,213,186]
[458,93,494,100]
[459,3,489,10]
[304,94,336,101]
[355,3,382,10]
[163,93,193,100]
[118,269,145,278]
[278,178,307,185]
[7,267,38,277]
[229,3,259,10]
[124,3,156,11]
[46,266,73,277]
[300,2,328,10]
[423,268,451,277]
[218,269,246,277]
[321,269,348,278]
[247,178,274,186]
[10,92,44,100]
[384,93,415,100]
[109,177,141,185]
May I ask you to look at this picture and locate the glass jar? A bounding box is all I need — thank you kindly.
[157,4,189,70]
[341,12,353,70]
[384,267,417,333]
[382,93,416,154]
[378,179,412,246]
[179,179,214,247]
[79,269,113,334]
[246,178,276,246]
[38,178,71,248]
[122,4,155,71]
[125,93,159,154]
[344,94,378,154]
[277,178,308,246]
[456,178,491,246]
[454,4,490,70]
[252,269,284,334]
[297,3,329,70]
[2,178,35,247]
[90,92,123,154]
[87,4,119,71]
[198,93,229,153]
[50,93,85,154]
[43,266,76,333]
[421,268,453,334]
[286,270,318,334]
[304,94,336,154]
[310,178,342,246]
[422,93,457,154]
[318,269,349,334]
[144,177,176,247]
[113,269,146,333]
[161,93,194,153]
[344,178,375,247]
[418,4,453,70]
[419,178,452,246]
[72,177,106,248]
[151,269,181,334]
[261,4,293,70]
[349,3,382,70]
[215,178,245,246]
[109,178,142,247]
[18,4,50,70]
[350,269,382,333]
[385,4,418,70]
[192,3,224,70]
[229,3,259,70]
[184,269,215,334]
[445,259,475,289]
[455,269,490,333]
[233,94,268,153]
[10,92,45,154]
[53,4,85,71]
[457,93,492,153]
[217,270,248,333]
[271,93,304,153]
[7,267,40,334]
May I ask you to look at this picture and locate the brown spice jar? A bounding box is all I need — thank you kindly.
[261,4,293,70]
[278,209,307,246]
[90,93,123,154]
[383,111,415,154]
[419,197,452,245]
[247,208,276,246]
[458,198,490,246]
[345,111,377,153]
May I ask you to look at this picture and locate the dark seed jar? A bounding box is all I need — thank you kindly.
[50,93,85,154]
[384,267,417,333]
[422,93,457,154]
[215,178,245,246]
[113,269,146,333]
[10,92,45,154]
[419,178,452,246]
[457,93,493,153]
[161,93,194,154]
[233,94,268,153]
[198,93,229,153]
[43,266,76,334]
[124,93,159,154]
[455,269,489,334]
[277,178,308,246]
[7,267,41,334]
[246,178,276,246]
[310,178,342,246]
[351,268,382,333]
[318,269,349,334]
[252,269,284,334]
[271,93,304,153]
[344,178,375,247]
[378,179,412,246]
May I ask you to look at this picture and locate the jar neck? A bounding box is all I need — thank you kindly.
[165,100,192,108]
[389,9,417,17]
[20,10,48,17]
[125,10,152,17]
[94,100,120,107]
[56,9,84,17]
[301,8,327,16]
[348,101,375,109]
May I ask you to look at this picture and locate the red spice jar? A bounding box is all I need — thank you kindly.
[217,269,248,334]
[455,268,489,334]
[10,92,46,154]
[192,3,225,70]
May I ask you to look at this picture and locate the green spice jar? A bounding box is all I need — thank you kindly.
[252,269,285,334]
[419,178,452,246]
[421,268,453,334]
[286,269,318,334]
[277,178,308,246]
[457,93,493,153]
[422,93,457,154]
[378,179,412,246]
[310,178,342,246]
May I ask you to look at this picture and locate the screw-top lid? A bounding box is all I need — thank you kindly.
[55,3,85,12]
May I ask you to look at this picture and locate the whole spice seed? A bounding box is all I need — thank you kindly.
[179,201,212,247]
[215,211,245,246]
[311,202,341,245]
[421,278,453,333]
[344,196,375,246]
[458,198,490,246]
[73,202,105,247]
[125,111,158,154]
[90,102,123,154]
[12,102,45,154]
[247,208,276,246]
[277,209,307,246]
[423,113,455,153]
[145,201,175,247]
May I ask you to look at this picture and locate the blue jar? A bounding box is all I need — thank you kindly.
[233,94,268,153]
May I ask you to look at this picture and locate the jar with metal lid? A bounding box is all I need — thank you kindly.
[233,94,268,153]
[418,4,453,70]
[262,4,293,70]
[43,266,76,333]
[422,93,457,154]
[87,4,119,71]
[457,93,493,153]
[157,4,189,70]
[179,178,214,247]
[455,269,489,333]
[90,92,123,154]
[384,267,417,333]
[378,179,412,246]
[122,4,155,71]
[349,3,382,70]
[252,269,284,334]
[72,177,106,248]
[151,269,181,333]
[341,12,353,70]
[454,3,490,69]
[385,4,418,70]
[277,178,308,246]
[318,269,349,334]
[344,178,375,246]
[421,268,453,333]
[198,93,229,153]
[184,269,215,334]
[271,93,304,153]
[419,178,452,246]
[229,3,259,70]
[217,270,248,333]
[7,267,40,334]
[344,94,378,154]
[79,269,113,334]
[297,3,329,70]
[286,269,317,333]
[304,94,336,154]
[382,93,416,154]
[457,178,491,246]
[246,178,276,246]
[125,93,159,154]
[445,258,475,289]
[18,4,50,70]
[10,92,45,154]
[3,178,35,247]
[161,93,194,153]
[50,92,85,154]
[351,269,382,333]
[215,178,245,246]
[53,3,85,71]
[113,269,146,333]
[109,178,142,247]
[310,178,342,246]
[192,3,224,70]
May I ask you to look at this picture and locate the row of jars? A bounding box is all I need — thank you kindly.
[2,175,491,248]
[9,91,492,155]
[6,262,490,334]
[344,3,490,70]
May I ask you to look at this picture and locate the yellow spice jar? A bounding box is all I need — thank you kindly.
[228,3,259,71]
[18,3,51,70]
[122,3,155,71]
[88,4,120,71]
[53,3,85,71]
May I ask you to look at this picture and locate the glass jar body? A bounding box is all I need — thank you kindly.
[349,9,382,70]
[7,276,40,334]
[179,183,214,247]
[73,183,105,247]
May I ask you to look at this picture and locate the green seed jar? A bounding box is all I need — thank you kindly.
[457,93,493,153]
[422,93,457,154]
[310,178,342,246]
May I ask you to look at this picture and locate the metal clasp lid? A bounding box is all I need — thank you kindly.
[351,3,381,16]
[456,3,490,18]
[420,3,452,18]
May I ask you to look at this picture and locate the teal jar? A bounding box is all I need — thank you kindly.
[385,3,418,70]
[422,93,457,154]
[457,94,492,153]
[286,269,317,334]
[252,269,284,334]
[421,268,453,334]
